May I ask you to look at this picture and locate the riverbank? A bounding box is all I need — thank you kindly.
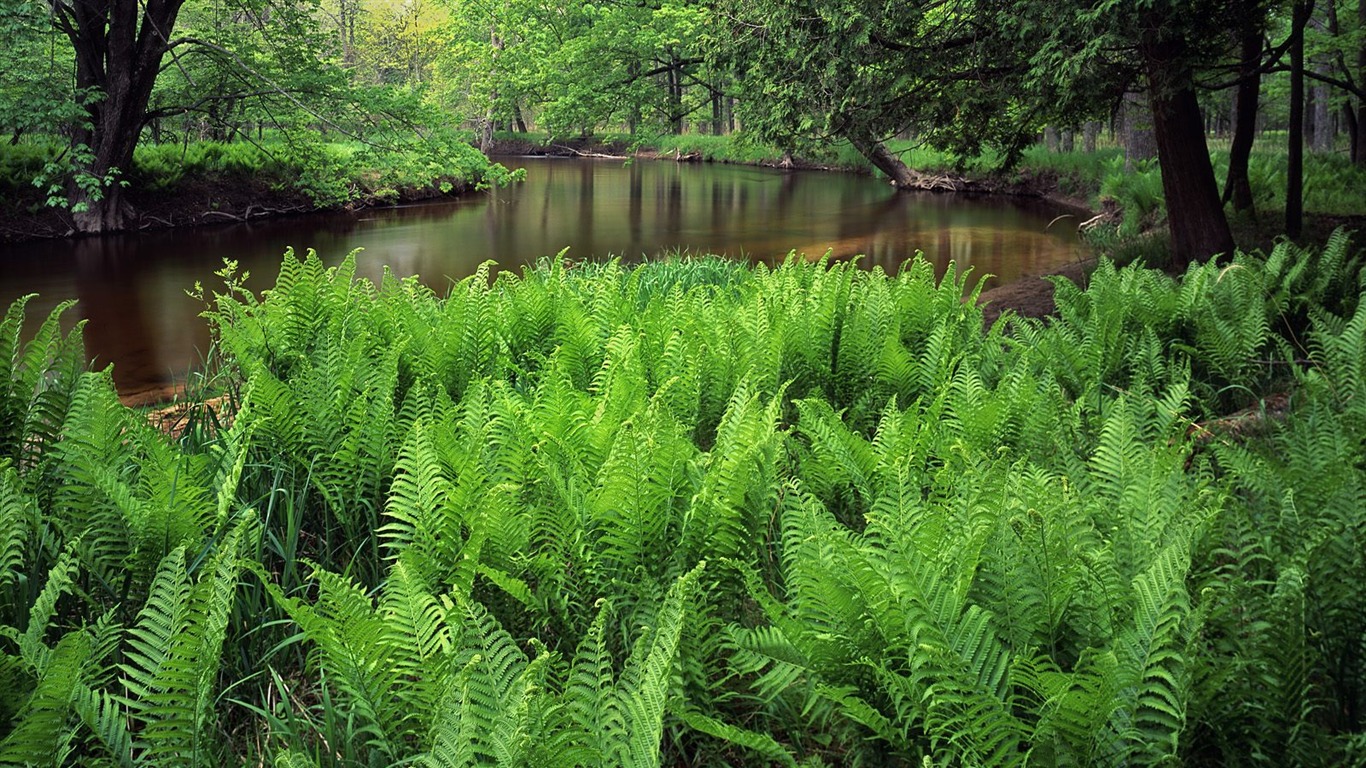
[488,133,1100,214]
[0,174,470,243]
[0,137,502,243]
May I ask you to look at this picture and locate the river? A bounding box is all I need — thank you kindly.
[0,157,1088,399]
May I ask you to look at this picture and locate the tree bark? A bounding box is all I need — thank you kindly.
[1142,32,1235,268]
[848,133,916,187]
[1224,6,1263,215]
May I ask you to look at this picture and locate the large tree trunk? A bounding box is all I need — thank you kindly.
[62,0,187,233]
[847,133,916,187]
[1142,31,1236,269]
[1224,5,1263,215]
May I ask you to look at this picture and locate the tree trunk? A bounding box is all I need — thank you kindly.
[64,0,188,233]
[1060,130,1074,153]
[1142,32,1235,268]
[1347,103,1361,164]
[1224,6,1263,215]
[481,27,501,155]
[1358,0,1366,165]
[1287,0,1308,238]
[1044,126,1059,152]
[1309,84,1332,151]
[668,57,683,135]
[1083,121,1100,153]
[848,133,916,187]
[1120,91,1157,169]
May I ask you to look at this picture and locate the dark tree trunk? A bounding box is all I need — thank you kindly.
[1224,6,1263,214]
[1288,0,1308,238]
[1348,103,1361,164]
[668,57,683,135]
[711,89,722,136]
[1358,0,1366,165]
[1142,31,1235,268]
[62,0,187,233]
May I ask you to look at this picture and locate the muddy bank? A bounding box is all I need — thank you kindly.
[0,174,470,244]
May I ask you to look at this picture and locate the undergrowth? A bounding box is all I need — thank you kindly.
[1,234,1363,766]
[1,135,515,210]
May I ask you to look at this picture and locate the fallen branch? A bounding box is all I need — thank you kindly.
[551,143,629,160]
[202,210,245,222]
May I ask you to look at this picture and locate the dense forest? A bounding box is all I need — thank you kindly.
[2,0,1366,766]
[2,0,1366,253]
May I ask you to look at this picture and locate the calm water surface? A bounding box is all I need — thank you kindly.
[0,157,1087,395]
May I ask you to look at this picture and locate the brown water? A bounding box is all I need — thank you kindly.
[0,157,1087,396]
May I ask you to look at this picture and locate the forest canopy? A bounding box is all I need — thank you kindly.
[1,0,1364,251]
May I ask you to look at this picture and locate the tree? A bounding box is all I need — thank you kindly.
[1131,4,1240,265]
[0,0,85,144]
[710,0,1051,186]
[46,0,190,232]
[711,0,1246,266]
[1223,0,1273,214]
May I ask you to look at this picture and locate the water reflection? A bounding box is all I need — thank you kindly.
[0,157,1086,394]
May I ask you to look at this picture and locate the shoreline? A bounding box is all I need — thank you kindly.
[0,174,473,245]
[486,135,1103,218]
[6,138,1112,409]
[3,136,1102,245]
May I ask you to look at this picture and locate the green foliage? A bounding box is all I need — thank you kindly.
[1100,157,1165,236]
[3,232,1366,765]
